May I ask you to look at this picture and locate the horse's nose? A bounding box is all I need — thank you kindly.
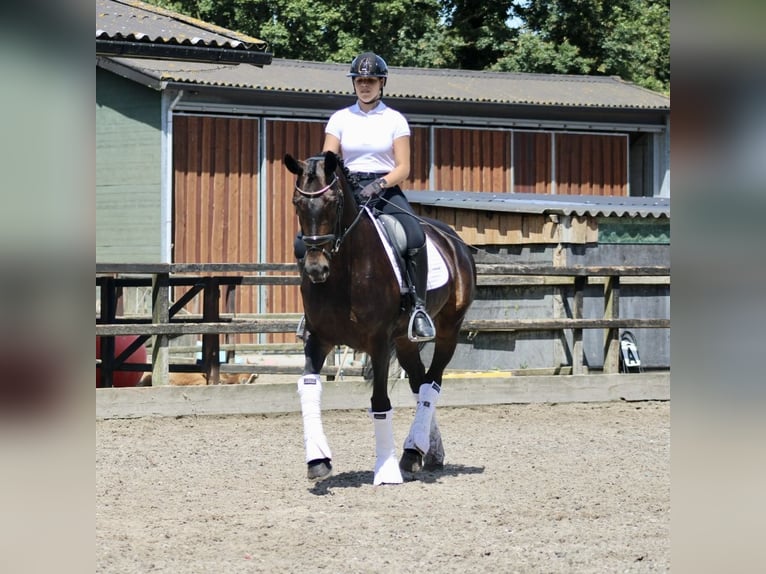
[304,258,329,283]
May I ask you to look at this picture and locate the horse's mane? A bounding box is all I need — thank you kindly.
[336,155,352,181]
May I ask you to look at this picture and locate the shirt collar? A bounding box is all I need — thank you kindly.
[350,101,388,115]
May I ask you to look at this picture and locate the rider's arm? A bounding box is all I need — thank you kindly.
[379,135,411,189]
[322,133,341,155]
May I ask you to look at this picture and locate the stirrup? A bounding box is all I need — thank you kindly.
[296,315,308,341]
[407,307,436,342]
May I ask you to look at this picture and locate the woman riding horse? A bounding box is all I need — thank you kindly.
[295,51,435,342]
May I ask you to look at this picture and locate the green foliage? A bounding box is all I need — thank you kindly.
[442,0,516,69]
[497,0,670,93]
[143,0,669,93]
[148,0,453,66]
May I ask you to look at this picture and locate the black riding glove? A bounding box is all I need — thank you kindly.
[359,178,386,199]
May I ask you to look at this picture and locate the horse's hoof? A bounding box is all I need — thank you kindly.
[307,458,332,480]
[399,448,423,474]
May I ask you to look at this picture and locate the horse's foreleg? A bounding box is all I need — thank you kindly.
[368,342,403,485]
[298,374,333,480]
[298,336,333,480]
[369,410,403,485]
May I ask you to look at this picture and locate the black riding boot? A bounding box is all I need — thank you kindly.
[294,250,309,341]
[406,246,436,341]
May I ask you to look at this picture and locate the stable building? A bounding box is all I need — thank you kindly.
[96,0,670,372]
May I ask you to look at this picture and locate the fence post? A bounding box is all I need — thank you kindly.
[202,278,221,384]
[151,273,170,386]
[603,275,620,373]
[572,276,587,375]
[224,284,236,364]
[98,277,117,387]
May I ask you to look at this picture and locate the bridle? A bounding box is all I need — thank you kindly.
[295,170,365,259]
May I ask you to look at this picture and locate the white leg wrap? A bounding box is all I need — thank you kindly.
[370,410,403,485]
[297,375,332,463]
[403,382,441,455]
[407,391,445,465]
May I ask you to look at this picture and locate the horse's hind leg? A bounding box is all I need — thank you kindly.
[298,335,334,480]
[398,316,466,474]
[395,339,443,475]
[400,381,442,475]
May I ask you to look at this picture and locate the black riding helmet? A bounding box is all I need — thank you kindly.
[347,52,388,102]
[347,52,388,78]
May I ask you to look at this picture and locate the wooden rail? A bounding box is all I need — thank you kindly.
[96,263,669,386]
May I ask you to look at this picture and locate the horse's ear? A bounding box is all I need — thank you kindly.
[284,154,304,176]
[323,150,337,175]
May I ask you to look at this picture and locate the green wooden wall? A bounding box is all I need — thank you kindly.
[96,69,162,262]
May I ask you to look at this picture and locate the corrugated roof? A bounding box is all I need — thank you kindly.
[405,191,669,219]
[96,0,267,50]
[102,56,668,111]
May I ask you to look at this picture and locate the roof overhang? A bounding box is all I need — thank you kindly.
[96,39,272,66]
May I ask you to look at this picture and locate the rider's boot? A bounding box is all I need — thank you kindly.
[405,245,436,342]
[295,252,309,342]
[296,314,308,341]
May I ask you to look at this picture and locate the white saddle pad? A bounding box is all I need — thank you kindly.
[364,207,449,293]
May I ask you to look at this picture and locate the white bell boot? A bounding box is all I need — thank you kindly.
[297,375,332,463]
[370,410,403,485]
[403,382,441,455]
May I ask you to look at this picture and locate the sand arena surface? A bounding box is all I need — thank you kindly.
[97,401,669,573]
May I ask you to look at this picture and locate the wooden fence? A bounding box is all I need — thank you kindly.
[96,263,670,387]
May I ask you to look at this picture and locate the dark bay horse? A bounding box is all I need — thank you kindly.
[285,151,476,485]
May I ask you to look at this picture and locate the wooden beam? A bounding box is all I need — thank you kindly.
[96,316,669,337]
[202,278,221,384]
[462,317,668,331]
[572,276,587,375]
[151,273,170,386]
[475,264,669,276]
[603,276,620,374]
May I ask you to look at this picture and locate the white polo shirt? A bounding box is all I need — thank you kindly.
[325,102,410,173]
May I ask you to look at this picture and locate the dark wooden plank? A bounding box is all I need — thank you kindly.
[202,278,221,385]
[474,264,669,277]
[97,263,172,274]
[97,317,668,337]
[98,276,117,387]
[98,263,669,278]
[97,262,299,274]
[461,318,669,331]
[96,320,306,336]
